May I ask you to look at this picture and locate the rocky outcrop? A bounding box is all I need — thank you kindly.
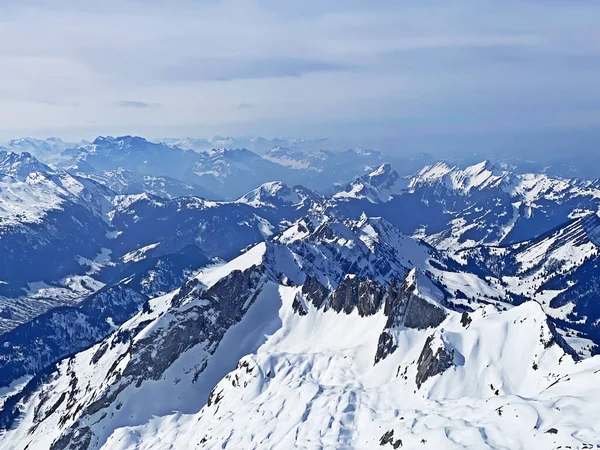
[329,276,385,316]
[375,330,398,365]
[383,271,447,330]
[357,279,387,316]
[415,335,454,389]
[301,276,330,309]
[380,429,403,448]
[375,270,447,364]
[542,316,581,362]
[292,294,308,316]
[298,270,448,364]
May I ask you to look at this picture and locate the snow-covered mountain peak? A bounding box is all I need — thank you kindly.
[182,212,419,292]
[369,162,393,177]
[3,137,80,165]
[352,214,424,253]
[109,192,167,215]
[90,135,173,154]
[268,213,432,288]
[0,167,112,229]
[410,161,454,183]
[409,160,512,194]
[7,137,66,148]
[236,181,320,209]
[365,163,403,189]
[8,137,35,146]
[333,162,406,203]
[191,242,268,292]
[1,200,597,449]
[91,135,116,146]
[0,150,53,181]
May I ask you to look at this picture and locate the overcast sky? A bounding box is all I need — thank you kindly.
[1,1,599,144]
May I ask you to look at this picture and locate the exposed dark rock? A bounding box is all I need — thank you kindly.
[329,276,361,314]
[357,280,386,316]
[460,312,472,328]
[121,266,266,385]
[292,294,308,316]
[415,335,454,389]
[207,386,224,407]
[329,276,385,316]
[301,275,330,309]
[43,392,67,421]
[374,331,397,365]
[384,272,447,331]
[380,430,394,446]
[403,292,447,330]
[171,278,201,308]
[380,430,402,448]
[50,425,91,450]
[375,271,447,364]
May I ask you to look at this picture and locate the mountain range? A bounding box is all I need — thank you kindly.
[0,137,599,449]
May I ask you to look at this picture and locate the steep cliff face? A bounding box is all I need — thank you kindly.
[327,276,386,316]
[375,269,448,364]
[415,334,454,389]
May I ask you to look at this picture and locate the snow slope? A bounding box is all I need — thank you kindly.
[0,242,597,449]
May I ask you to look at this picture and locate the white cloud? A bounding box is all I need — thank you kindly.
[0,1,599,140]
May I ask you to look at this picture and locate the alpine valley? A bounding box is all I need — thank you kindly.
[0,137,599,449]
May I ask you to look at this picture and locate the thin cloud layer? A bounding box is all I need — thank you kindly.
[118,101,162,109]
[0,1,599,142]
